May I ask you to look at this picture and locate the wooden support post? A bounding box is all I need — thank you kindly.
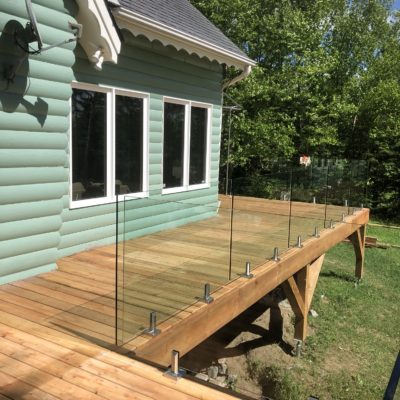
[282,255,325,342]
[348,225,366,280]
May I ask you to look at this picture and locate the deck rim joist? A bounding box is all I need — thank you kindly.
[131,208,369,366]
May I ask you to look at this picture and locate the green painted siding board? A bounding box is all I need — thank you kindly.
[0,1,75,33]
[0,215,62,241]
[0,182,66,205]
[33,0,78,15]
[0,113,69,132]
[24,77,72,101]
[61,204,115,222]
[0,199,62,224]
[0,250,58,278]
[0,132,68,150]
[0,14,76,52]
[59,226,115,250]
[121,38,222,81]
[0,94,70,116]
[0,150,67,168]
[28,59,75,85]
[60,213,115,236]
[123,34,222,73]
[0,232,60,261]
[117,54,221,91]
[0,263,57,285]
[0,167,67,186]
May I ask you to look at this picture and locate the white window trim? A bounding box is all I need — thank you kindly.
[70,82,149,209]
[162,96,212,195]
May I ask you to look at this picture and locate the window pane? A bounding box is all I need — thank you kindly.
[163,103,185,189]
[72,89,107,200]
[189,107,208,185]
[115,95,143,194]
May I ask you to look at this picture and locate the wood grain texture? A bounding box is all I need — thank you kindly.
[0,196,368,399]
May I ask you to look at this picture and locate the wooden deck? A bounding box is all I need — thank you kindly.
[0,277,237,399]
[0,196,369,398]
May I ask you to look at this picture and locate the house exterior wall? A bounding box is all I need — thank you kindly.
[0,0,77,284]
[0,1,223,283]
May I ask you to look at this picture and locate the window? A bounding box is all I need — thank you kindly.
[163,99,211,193]
[71,84,148,207]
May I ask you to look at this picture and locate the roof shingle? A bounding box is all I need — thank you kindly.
[117,0,250,60]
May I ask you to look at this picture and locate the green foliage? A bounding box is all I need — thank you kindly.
[243,224,400,399]
[246,358,308,400]
[191,0,400,218]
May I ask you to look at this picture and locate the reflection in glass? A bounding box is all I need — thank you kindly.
[163,102,185,189]
[115,95,143,194]
[190,107,208,185]
[72,88,107,200]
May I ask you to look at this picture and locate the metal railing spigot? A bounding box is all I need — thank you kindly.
[296,235,303,248]
[165,350,185,379]
[145,311,160,336]
[272,247,280,262]
[202,283,214,304]
[240,261,253,279]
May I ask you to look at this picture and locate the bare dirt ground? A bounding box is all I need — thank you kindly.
[181,288,300,398]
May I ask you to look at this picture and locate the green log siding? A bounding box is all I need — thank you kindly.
[0,1,224,283]
[0,0,76,284]
[60,32,223,256]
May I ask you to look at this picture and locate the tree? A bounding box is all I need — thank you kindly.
[191,0,399,218]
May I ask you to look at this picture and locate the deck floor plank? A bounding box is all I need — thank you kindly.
[0,197,366,399]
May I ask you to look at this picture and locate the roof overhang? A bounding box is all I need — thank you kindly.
[112,7,256,70]
[75,0,121,70]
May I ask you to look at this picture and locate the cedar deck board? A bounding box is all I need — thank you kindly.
[0,197,368,399]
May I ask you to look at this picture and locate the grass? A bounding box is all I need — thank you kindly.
[367,223,400,246]
[246,224,400,399]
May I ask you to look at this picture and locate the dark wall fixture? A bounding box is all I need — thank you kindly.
[0,0,82,126]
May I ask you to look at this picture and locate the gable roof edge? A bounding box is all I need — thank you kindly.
[113,7,256,70]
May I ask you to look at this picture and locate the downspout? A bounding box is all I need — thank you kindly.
[221,64,251,195]
[222,64,252,90]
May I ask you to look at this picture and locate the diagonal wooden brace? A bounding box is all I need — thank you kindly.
[348,225,366,280]
[282,254,325,342]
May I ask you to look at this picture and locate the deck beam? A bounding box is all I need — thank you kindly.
[348,225,366,279]
[132,210,369,366]
[282,254,325,342]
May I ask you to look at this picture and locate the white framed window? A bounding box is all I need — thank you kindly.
[70,82,149,208]
[162,97,211,194]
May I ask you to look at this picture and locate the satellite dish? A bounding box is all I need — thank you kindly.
[16,0,82,54]
[25,0,43,50]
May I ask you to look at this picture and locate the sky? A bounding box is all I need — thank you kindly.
[393,0,400,10]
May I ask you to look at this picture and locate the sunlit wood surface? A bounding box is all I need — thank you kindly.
[0,196,366,398]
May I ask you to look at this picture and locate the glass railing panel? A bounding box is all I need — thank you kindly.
[230,173,292,278]
[116,193,232,345]
[288,165,329,245]
[325,160,355,223]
